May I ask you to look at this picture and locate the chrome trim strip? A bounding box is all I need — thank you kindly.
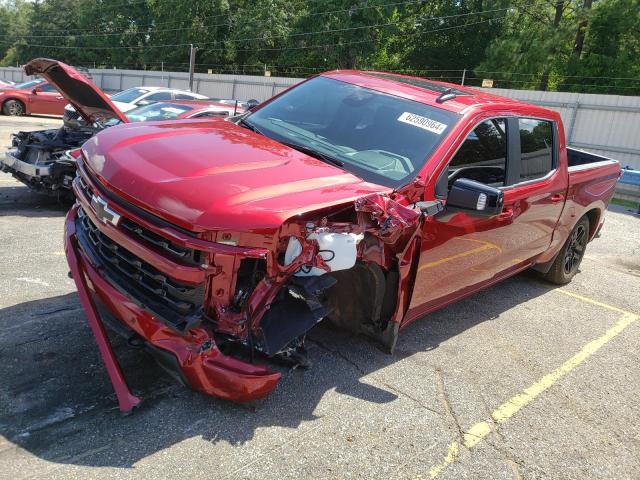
[567,159,619,172]
[500,168,558,191]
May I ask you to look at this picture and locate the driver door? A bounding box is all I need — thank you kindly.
[407,117,513,317]
[29,83,65,115]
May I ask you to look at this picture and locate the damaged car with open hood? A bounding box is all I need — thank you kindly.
[64,70,620,412]
[1,59,249,201]
[1,59,129,200]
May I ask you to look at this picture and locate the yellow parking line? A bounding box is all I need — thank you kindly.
[424,308,638,479]
[418,239,502,272]
[553,289,634,315]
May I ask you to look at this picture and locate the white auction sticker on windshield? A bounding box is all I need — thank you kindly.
[397,112,447,134]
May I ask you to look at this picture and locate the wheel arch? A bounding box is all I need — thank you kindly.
[583,207,601,241]
[532,211,595,275]
[1,97,26,114]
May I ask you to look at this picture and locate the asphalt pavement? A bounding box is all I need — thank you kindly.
[0,115,638,480]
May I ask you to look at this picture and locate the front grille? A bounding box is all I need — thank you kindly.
[76,207,204,331]
[77,173,203,266]
[119,217,202,265]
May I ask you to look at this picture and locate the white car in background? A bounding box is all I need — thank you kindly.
[64,86,207,118]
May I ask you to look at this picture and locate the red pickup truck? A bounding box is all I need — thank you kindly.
[63,70,620,412]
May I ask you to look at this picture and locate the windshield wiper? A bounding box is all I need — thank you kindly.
[279,140,345,168]
[238,117,264,136]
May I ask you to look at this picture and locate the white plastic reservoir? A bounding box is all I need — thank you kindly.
[284,232,364,277]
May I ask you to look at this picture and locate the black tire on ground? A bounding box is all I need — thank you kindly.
[543,216,590,285]
[3,99,25,116]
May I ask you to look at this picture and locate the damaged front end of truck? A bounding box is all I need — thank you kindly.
[66,162,424,412]
[212,191,423,361]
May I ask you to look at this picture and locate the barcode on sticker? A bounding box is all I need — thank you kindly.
[397,112,447,135]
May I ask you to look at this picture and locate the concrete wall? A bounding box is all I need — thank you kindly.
[1,65,639,171]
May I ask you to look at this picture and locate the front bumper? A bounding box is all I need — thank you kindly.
[64,204,281,412]
[1,150,52,177]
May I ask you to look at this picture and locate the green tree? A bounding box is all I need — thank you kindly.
[561,0,640,93]
[478,0,640,94]
[0,0,33,66]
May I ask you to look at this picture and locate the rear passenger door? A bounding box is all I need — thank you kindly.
[499,117,567,266]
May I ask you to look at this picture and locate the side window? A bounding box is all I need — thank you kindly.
[175,93,196,100]
[143,92,172,102]
[39,84,57,92]
[518,118,554,182]
[448,118,507,187]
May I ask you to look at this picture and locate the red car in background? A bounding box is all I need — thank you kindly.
[0,78,67,116]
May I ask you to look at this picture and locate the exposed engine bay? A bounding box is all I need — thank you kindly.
[2,58,127,201]
[207,193,424,367]
[2,121,98,200]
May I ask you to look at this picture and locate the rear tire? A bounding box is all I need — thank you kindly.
[543,216,589,285]
[3,99,25,116]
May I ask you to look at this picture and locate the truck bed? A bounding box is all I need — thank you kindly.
[567,146,618,169]
[567,146,620,190]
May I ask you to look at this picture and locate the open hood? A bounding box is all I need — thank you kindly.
[24,58,128,124]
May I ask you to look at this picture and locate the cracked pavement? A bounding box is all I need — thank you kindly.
[1,116,639,479]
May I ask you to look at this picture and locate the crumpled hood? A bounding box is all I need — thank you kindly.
[24,58,128,124]
[81,118,389,231]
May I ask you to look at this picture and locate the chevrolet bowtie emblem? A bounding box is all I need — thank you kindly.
[91,195,121,226]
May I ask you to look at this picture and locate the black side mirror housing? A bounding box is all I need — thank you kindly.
[447,178,504,216]
[246,99,260,111]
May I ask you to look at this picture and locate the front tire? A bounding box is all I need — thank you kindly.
[3,99,25,116]
[543,216,589,285]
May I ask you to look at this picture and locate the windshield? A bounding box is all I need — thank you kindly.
[111,88,148,103]
[13,79,44,90]
[244,76,458,188]
[126,102,193,122]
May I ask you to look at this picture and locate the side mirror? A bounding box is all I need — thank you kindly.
[31,87,40,94]
[246,99,260,111]
[447,178,504,216]
[136,99,152,106]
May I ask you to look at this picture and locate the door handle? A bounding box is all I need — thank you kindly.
[550,193,564,202]
[498,207,514,221]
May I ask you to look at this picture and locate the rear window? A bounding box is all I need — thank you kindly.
[13,79,44,90]
[145,91,173,101]
[518,118,554,182]
[111,88,148,103]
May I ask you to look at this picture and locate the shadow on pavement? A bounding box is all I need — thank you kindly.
[0,271,555,469]
[0,183,70,217]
